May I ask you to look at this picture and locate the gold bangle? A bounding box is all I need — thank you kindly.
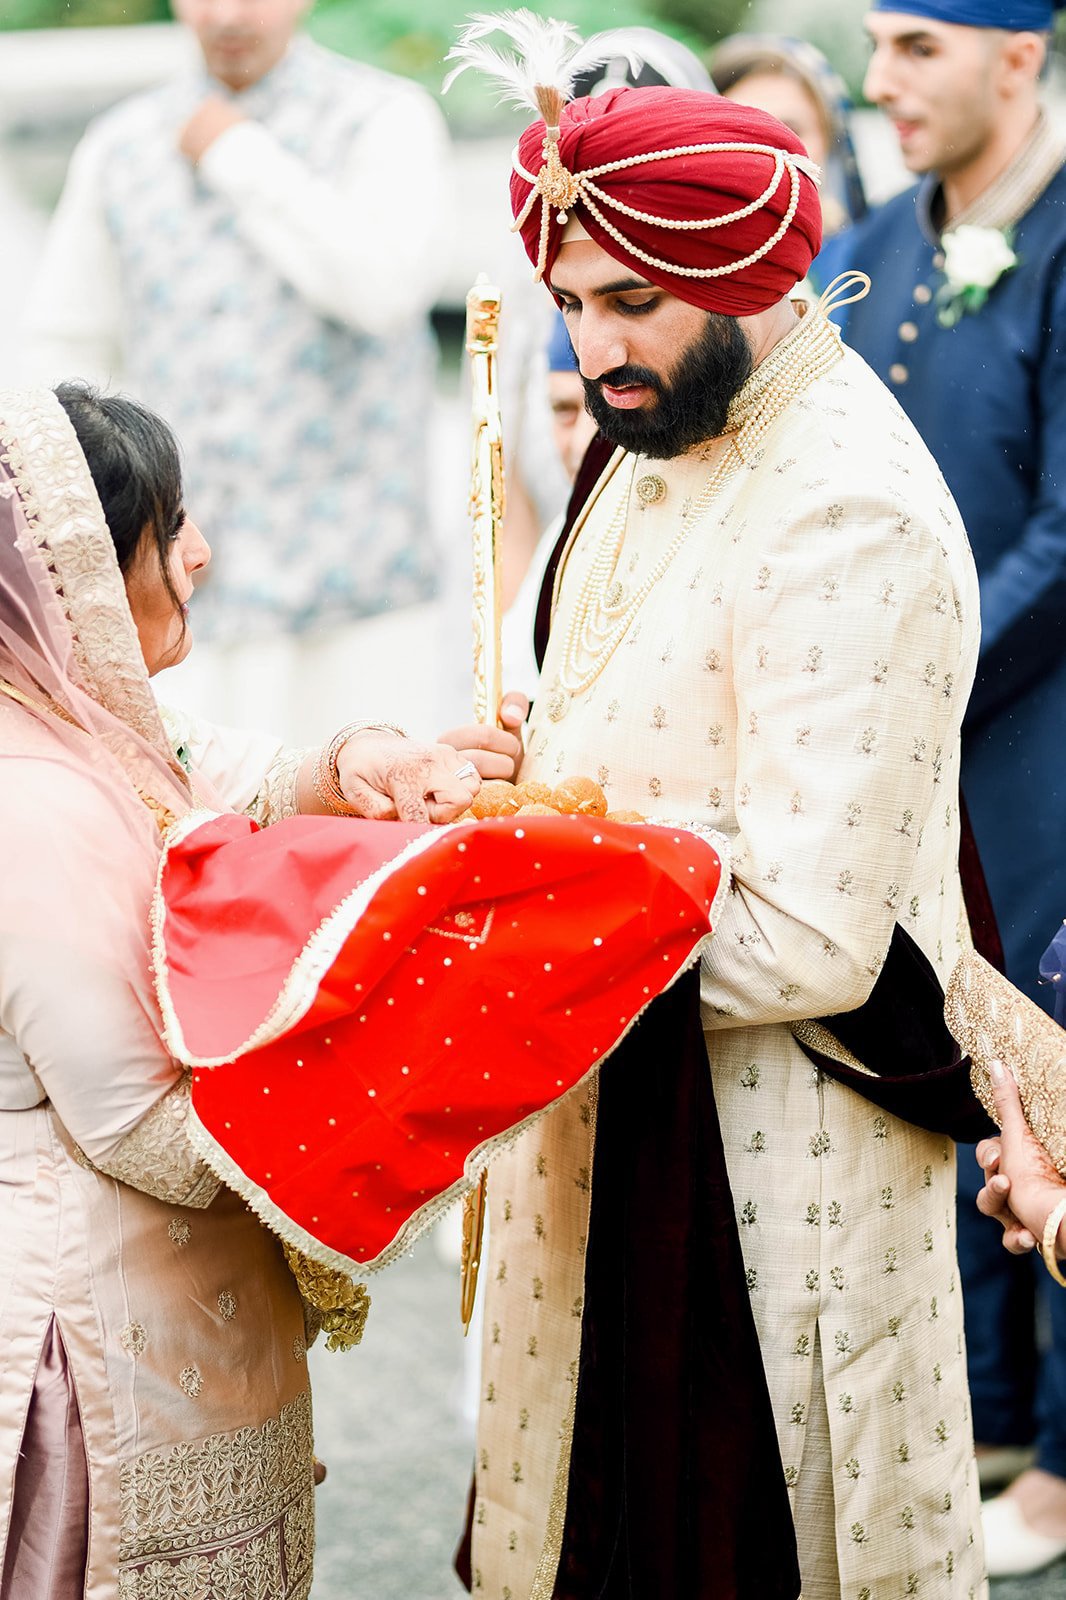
[1041,1194,1066,1288]
[312,721,407,817]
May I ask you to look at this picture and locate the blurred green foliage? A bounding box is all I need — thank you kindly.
[1,0,748,57]
[0,0,168,23]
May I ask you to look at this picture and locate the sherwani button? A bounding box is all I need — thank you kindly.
[889,363,910,385]
[899,321,919,343]
[913,285,932,305]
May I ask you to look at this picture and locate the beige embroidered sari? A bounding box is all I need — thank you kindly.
[0,390,315,1598]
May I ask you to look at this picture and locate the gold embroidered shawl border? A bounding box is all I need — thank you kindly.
[154,812,726,1281]
[0,389,182,779]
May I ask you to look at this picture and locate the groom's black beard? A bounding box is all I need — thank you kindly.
[581,312,755,459]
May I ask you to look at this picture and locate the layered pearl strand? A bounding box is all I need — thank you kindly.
[546,308,842,721]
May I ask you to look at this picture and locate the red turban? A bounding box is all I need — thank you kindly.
[510,86,823,317]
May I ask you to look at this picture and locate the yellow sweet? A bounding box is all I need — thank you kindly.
[470,780,521,819]
[550,776,608,817]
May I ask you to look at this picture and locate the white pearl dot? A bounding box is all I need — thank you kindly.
[296,1058,304,1067]
[458,842,467,853]
[416,977,425,986]
[324,1037,332,1046]
[483,1071,491,1080]
[328,1117,336,1127]
[263,1087,270,1095]
[593,937,603,947]
[507,990,516,999]
[544,961,552,972]
[444,957,453,967]
[445,1038,453,1046]
[402,1066,410,1075]
[299,1143,307,1152]
[367,1088,376,1098]
[387,997,395,1006]
[638,842,646,851]
[417,885,427,896]
[515,828,525,839]
[593,834,602,844]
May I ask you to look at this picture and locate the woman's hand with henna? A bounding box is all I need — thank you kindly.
[334,732,480,824]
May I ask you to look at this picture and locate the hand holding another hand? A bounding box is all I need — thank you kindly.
[976,1062,1066,1258]
[333,731,481,825]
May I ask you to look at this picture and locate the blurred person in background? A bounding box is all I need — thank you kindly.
[709,34,868,237]
[818,0,1066,1575]
[26,0,453,744]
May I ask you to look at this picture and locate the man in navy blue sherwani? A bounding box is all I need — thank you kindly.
[818,0,1066,1578]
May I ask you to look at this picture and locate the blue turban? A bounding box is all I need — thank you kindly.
[872,0,1062,26]
[547,311,579,373]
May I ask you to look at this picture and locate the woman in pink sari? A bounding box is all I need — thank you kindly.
[0,384,518,1598]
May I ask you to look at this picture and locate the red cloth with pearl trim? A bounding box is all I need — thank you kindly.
[511,86,822,315]
[153,811,723,1275]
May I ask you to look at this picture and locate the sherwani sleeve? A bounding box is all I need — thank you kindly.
[23,122,125,386]
[196,85,453,336]
[0,766,218,1206]
[966,257,1066,726]
[701,460,973,1031]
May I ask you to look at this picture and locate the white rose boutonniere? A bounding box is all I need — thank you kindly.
[936,224,1019,327]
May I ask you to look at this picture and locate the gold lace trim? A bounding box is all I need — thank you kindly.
[282,1244,371,1352]
[118,1391,314,1597]
[0,389,190,810]
[251,746,317,827]
[945,949,1066,1176]
[90,1073,221,1208]
[791,1018,874,1077]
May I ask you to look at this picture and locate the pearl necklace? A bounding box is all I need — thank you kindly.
[545,308,843,723]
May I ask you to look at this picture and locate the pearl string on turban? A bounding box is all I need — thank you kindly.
[443,12,824,318]
[510,86,824,316]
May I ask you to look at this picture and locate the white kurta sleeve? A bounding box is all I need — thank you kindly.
[196,86,453,336]
[0,762,218,1206]
[23,124,125,386]
[160,703,314,822]
[700,469,973,1031]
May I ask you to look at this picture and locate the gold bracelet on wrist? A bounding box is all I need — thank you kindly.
[311,720,408,817]
[1041,1194,1066,1288]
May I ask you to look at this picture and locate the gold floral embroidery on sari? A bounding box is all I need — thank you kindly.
[90,1073,220,1209]
[118,1390,315,1598]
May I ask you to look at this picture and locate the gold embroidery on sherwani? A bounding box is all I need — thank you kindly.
[118,1390,314,1598]
[474,340,987,1599]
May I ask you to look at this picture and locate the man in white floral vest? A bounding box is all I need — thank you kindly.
[818,0,1066,1576]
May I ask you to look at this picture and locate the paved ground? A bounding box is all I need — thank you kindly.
[309,1220,472,1600]
[308,1224,1066,1598]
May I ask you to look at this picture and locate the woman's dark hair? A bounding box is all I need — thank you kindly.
[54,381,187,638]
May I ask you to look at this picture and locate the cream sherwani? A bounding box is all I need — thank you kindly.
[472,313,987,1599]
